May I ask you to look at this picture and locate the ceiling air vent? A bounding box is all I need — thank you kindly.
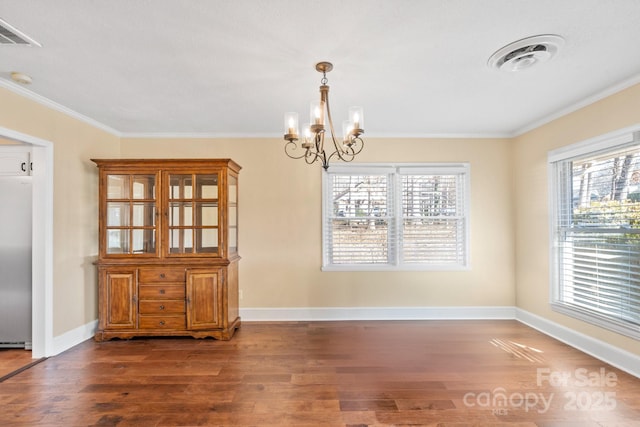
[0,17,41,46]
[488,34,564,72]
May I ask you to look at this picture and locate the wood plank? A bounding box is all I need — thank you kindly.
[0,350,31,376]
[0,320,638,425]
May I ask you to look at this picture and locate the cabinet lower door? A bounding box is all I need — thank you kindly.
[101,269,137,329]
[186,269,222,330]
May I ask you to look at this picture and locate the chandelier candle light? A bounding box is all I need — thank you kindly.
[283,62,364,170]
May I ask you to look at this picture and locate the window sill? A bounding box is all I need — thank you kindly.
[321,264,471,272]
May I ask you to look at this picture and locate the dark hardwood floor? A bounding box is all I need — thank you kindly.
[1,320,639,426]
[0,349,33,380]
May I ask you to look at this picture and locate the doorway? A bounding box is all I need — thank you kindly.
[0,126,53,359]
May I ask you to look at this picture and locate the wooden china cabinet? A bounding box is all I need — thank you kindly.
[91,159,241,341]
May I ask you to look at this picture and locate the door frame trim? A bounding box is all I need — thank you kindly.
[0,126,54,357]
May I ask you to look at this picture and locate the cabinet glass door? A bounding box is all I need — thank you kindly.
[167,173,219,255]
[105,174,156,255]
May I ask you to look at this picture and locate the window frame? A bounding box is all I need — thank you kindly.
[548,126,640,340]
[322,163,471,271]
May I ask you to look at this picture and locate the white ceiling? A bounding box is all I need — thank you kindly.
[1,0,640,138]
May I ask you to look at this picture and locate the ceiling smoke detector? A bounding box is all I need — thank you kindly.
[488,34,564,72]
[11,72,32,84]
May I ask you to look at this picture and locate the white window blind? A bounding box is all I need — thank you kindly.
[326,173,393,264]
[322,164,469,271]
[401,174,466,264]
[549,130,640,339]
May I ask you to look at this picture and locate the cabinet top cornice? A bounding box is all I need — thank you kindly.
[91,158,241,172]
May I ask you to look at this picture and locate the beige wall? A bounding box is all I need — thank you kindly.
[121,136,515,308]
[3,78,639,359]
[0,88,120,336]
[3,85,513,340]
[513,82,640,356]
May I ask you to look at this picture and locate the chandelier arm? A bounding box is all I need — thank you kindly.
[314,131,324,160]
[304,149,322,166]
[303,152,318,164]
[332,136,365,163]
[284,140,310,160]
[317,149,329,169]
[331,147,355,163]
[348,136,365,155]
[313,131,330,169]
[326,149,347,164]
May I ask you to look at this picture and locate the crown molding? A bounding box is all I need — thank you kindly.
[357,132,513,139]
[118,132,282,139]
[0,79,122,137]
[119,131,514,139]
[4,71,640,141]
[514,72,640,137]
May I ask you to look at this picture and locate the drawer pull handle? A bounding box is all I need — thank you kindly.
[159,289,165,294]
[159,305,165,310]
[160,273,166,278]
[159,320,165,326]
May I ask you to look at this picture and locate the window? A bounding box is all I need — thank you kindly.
[322,163,470,271]
[549,130,640,339]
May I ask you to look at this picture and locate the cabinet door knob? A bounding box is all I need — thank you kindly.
[21,162,26,172]
[159,305,165,310]
[159,320,165,326]
[159,289,165,294]
[160,273,166,278]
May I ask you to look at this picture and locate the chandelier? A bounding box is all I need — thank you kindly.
[283,62,364,170]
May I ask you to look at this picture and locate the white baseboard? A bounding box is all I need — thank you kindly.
[515,308,640,379]
[52,319,98,356]
[240,306,517,321]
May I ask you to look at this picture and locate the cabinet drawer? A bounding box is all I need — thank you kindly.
[139,300,185,315]
[139,268,185,283]
[139,284,185,299]
[139,315,186,330]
